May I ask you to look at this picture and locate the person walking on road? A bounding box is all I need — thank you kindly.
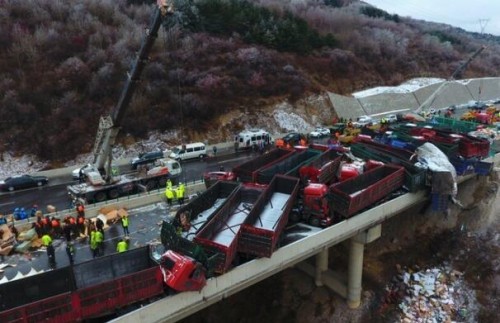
[166,179,173,190]
[116,238,129,253]
[121,214,130,236]
[212,145,217,157]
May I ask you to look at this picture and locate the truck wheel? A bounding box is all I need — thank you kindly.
[289,210,301,223]
[108,189,119,199]
[309,217,320,227]
[158,178,167,187]
[146,180,157,190]
[94,192,106,203]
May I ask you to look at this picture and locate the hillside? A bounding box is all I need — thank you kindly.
[1,0,500,164]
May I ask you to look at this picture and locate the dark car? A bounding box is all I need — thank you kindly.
[282,132,302,144]
[130,151,164,170]
[0,175,49,192]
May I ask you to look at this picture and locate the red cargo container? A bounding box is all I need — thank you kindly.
[0,246,165,323]
[298,149,343,185]
[238,175,300,258]
[329,164,405,217]
[232,148,295,183]
[194,186,264,273]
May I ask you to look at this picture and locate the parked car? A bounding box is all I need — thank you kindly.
[72,163,98,180]
[354,115,373,127]
[387,114,398,123]
[0,175,49,192]
[309,127,330,138]
[282,132,302,144]
[130,151,164,170]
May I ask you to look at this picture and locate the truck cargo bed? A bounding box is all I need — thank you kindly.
[239,175,300,257]
[257,149,322,184]
[194,187,264,273]
[232,148,295,183]
[175,181,240,240]
[329,164,405,217]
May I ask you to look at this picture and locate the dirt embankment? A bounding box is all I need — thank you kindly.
[180,169,500,323]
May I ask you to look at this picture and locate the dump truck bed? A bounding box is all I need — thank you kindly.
[175,181,240,240]
[329,164,405,217]
[232,148,295,183]
[239,175,300,257]
[256,149,322,184]
[194,186,264,273]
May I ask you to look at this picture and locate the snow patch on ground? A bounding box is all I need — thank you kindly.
[0,153,49,180]
[273,103,313,133]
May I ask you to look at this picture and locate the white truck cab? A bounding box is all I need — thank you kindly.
[148,158,182,176]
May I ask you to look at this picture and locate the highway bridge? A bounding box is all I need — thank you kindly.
[81,150,492,322]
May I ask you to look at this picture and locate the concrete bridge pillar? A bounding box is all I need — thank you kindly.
[314,247,329,286]
[347,224,381,308]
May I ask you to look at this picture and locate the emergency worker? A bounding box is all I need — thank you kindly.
[90,229,98,258]
[42,233,55,266]
[121,214,130,236]
[176,185,185,205]
[165,187,174,206]
[66,242,75,265]
[116,238,129,253]
[95,229,104,256]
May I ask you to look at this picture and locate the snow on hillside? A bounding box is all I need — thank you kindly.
[353,78,444,98]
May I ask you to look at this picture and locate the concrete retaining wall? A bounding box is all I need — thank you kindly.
[329,77,500,119]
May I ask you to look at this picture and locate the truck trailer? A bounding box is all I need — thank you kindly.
[238,175,300,258]
[193,185,265,273]
[67,158,181,204]
[256,149,322,184]
[232,148,295,183]
[329,164,405,217]
[0,246,166,322]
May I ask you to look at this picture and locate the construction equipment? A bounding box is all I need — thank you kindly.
[66,1,181,204]
[414,46,486,115]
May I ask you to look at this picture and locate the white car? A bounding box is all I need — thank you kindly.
[387,114,398,123]
[354,115,373,127]
[317,127,331,136]
[72,163,97,180]
[309,127,330,138]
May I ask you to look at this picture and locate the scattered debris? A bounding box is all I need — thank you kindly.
[384,264,478,322]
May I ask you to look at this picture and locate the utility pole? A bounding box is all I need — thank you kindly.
[478,19,489,34]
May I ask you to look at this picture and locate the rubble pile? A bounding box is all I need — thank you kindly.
[386,264,478,323]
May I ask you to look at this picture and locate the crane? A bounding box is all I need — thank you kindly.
[92,0,174,183]
[414,45,486,115]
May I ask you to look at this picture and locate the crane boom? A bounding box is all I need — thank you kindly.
[414,45,486,114]
[93,1,174,181]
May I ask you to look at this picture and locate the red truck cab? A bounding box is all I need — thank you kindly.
[301,183,331,227]
[160,250,207,292]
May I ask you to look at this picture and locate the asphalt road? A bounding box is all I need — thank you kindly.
[0,150,259,216]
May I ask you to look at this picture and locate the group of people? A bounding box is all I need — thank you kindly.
[32,201,130,266]
[164,179,185,206]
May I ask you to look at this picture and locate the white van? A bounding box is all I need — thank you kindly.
[169,142,207,161]
[234,129,272,150]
